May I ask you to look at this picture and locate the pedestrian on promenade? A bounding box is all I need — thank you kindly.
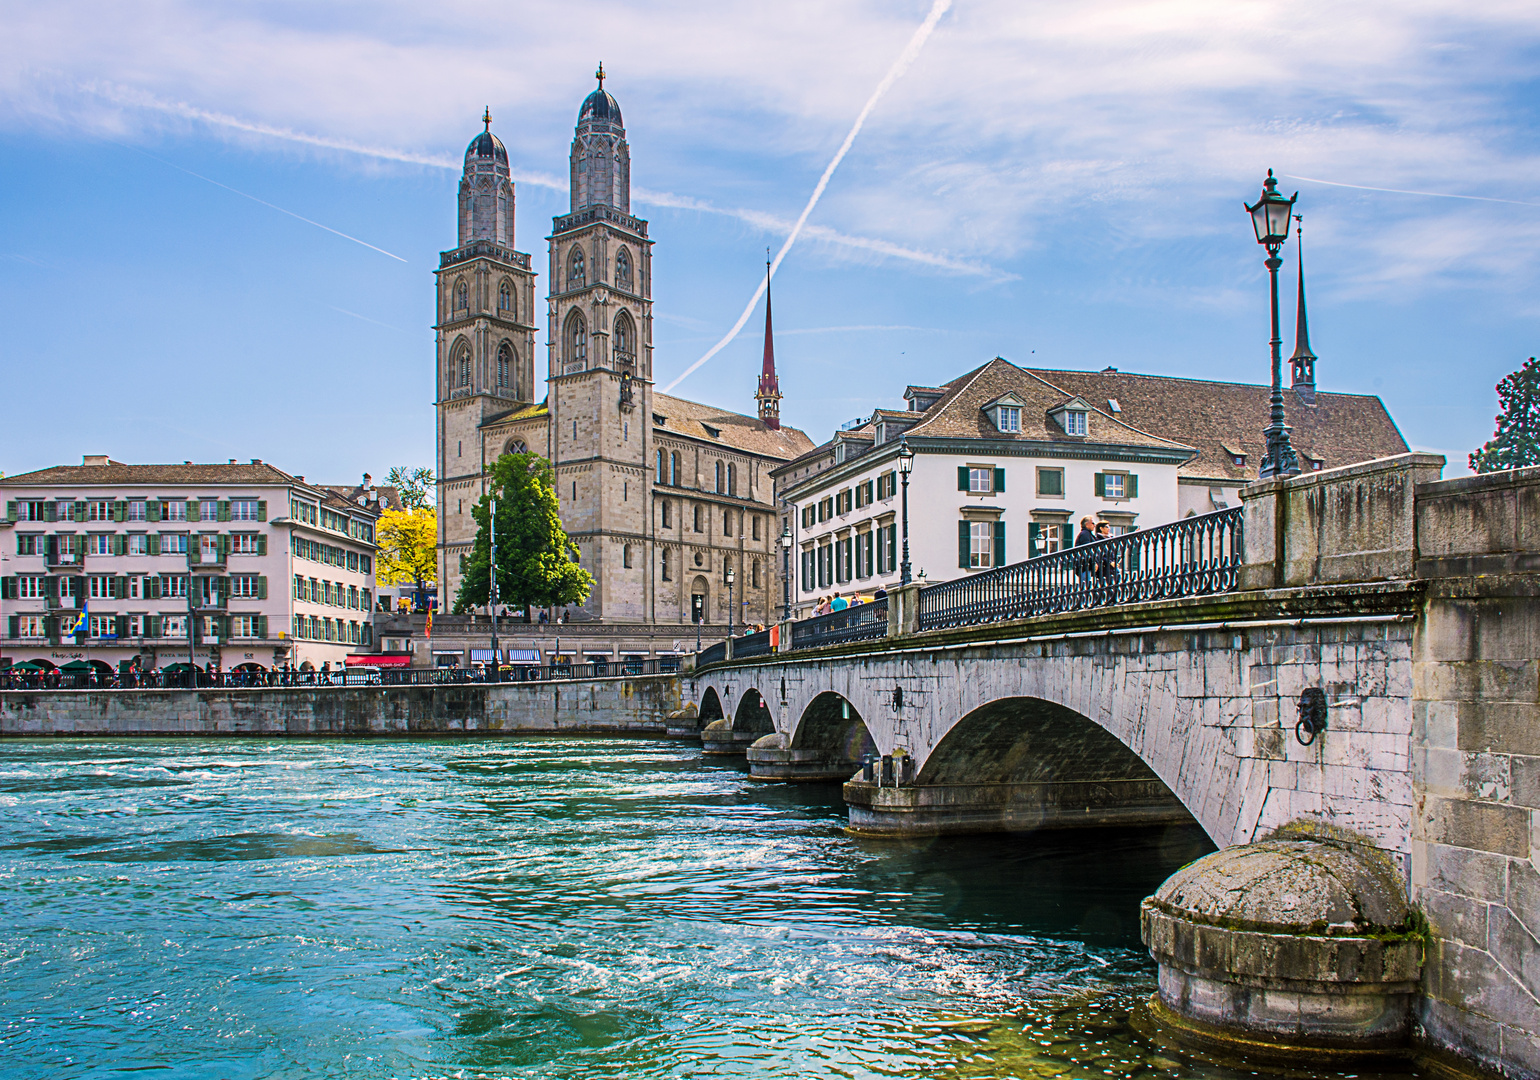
[1094,521,1118,593]
[1074,516,1098,587]
[830,592,848,612]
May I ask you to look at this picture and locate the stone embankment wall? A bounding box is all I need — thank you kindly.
[0,675,687,737]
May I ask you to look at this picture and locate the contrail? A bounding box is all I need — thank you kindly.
[661,0,955,394]
[114,141,408,261]
[1283,173,1540,209]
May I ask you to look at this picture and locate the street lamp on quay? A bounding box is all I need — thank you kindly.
[779,520,793,622]
[897,441,915,586]
[1245,169,1301,480]
[488,498,499,683]
[726,564,736,640]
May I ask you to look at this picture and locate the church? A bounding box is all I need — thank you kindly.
[434,71,814,629]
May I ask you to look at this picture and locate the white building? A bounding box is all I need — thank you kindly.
[772,359,1195,615]
[0,458,380,674]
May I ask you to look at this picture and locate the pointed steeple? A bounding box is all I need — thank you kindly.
[756,254,782,429]
[1290,216,1317,401]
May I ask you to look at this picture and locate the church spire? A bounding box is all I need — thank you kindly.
[756,253,782,430]
[1290,215,1317,401]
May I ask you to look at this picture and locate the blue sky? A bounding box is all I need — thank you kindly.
[3,0,1538,484]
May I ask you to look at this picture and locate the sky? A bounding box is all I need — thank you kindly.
[3,0,1539,484]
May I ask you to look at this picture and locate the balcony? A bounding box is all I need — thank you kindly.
[46,552,82,571]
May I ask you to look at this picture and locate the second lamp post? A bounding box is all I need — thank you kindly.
[1245,169,1301,480]
[898,442,914,585]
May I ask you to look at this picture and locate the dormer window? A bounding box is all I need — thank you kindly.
[997,406,1020,433]
[703,424,720,439]
[984,392,1028,434]
[1048,397,1092,437]
[1233,453,1247,467]
[1063,410,1087,436]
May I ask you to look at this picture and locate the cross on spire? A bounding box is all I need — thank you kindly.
[482,107,491,132]
[595,62,605,88]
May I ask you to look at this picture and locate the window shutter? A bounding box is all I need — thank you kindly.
[1028,522,1042,557]
[114,501,126,522]
[994,468,1005,493]
[219,501,231,522]
[257,576,268,600]
[1127,474,1138,499]
[74,502,87,522]
[958,520,970,569]
[148,534,160,556]
[7,615,16,638]
[146,615,158,638]
[257,500,267,521]
[44,503,56,523]
[888,526,897,572]
[1,577,13,600]
[5,502,15,522]
[150,576,161,600]
[256,534,268,556]
[994,521,1007,566]
[116,576,128,598]
[147,501,160,522]
[957,466,969,491]
[1060,523,1074,549]
[258,615,267,638]
[188,501,199,520]
[1094,473,1106,498]
[218,535,230,560]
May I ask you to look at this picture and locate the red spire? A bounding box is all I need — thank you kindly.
[756,256,782,429]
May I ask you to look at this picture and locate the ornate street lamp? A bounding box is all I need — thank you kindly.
[779,520,793,621]
[1245,169,1301,479]
[897,441,915,585]
[726,564,736,639]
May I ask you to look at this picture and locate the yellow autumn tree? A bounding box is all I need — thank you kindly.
[376,507,438,608]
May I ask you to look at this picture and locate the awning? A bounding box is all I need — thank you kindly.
[508,649,540,663]
[470,649,496,662]
[346,653,410,667]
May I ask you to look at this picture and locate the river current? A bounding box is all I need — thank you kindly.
[0,738,1426,1079]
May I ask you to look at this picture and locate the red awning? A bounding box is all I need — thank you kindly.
[346,654,411,667]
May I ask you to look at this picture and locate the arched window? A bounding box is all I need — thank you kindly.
[566,311,587,369]
[693,505,702,533]
[568,247,586,290]
[505,439,527,456]
[670,452,679,486]
[661,548,672,581]
[452,342,472,389]
[613,311,634,368]
[454,279,468,311]
[661,500,672,529]
[752,560,761,588]
[498,281,513,316]
[714,461,724,493]
[723,510,732,536]
[727,463,737,496]
[655,449,664,480]
[615,248,633,291]
[496,342,513,390]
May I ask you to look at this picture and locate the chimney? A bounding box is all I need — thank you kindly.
[228,459,237,465]
[82,454,109,467]
[250,459,262,465]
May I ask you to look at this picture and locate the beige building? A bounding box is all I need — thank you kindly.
[0,458,380,674]
[435,75,813,633]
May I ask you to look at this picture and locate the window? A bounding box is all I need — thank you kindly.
[1095,472,1136,500]
[88,576,118,599]
[661,500,672,529]
[160,575,188,599]
[801,505,815,528]
[58,576,78,599]
[87,533,112,555]
[752,560,760,588]
[497,343,512,390]
[1030,522,1070,556]
[998,406,1021,433]
[161,501,188,521]
[199,500,219,521]
[199,534,220,562]
[230,575,263,598]
[231,614,261,638]
[715,461,724,493]
[723,510,733,536]
[126,500,146,521]
[615,247,633,291]
[569,247,586,289]
[613,312,634,366]
[819,497,833,522]
[1037,468,1064,497]
[801,549,814,592]
[229,500,259,521]
[16,614,46,638]
[968,468,995,494]
[17,576,46,599]
[1063,410,1087,436]
[566,311,587,368]
[693,505,702,533]
[969,521,993,568]
[727,462,737,497]
[454,279,468,310]
[56,500,73,521]
[661,548,672,581]
[837,489,852,515]
[498,281,513,315]
[457,352,472,387]
[89,613,117,638]
[670,452,679,486]
[16,534,40,555]
[230,533,260,555]
[1105,473,1125,499]
[159,532,188,554]
[752,515,761,541]
[877,472,897,500]
[623,544,633,569]
[87,500,111,521]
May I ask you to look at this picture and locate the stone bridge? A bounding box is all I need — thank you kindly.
[689,455,1540,1079]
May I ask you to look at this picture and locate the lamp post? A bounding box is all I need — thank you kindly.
[1246,169,1301,480]
[897,441,915,585]
[726,565,736,640]
[779,520,793,621]
[488,498,499,683]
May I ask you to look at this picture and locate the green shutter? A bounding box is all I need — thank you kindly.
[6,502,15,522]
[1094,473,1106,497]
[148,534,160,556]
[146,615,159,638]
[258,614,267,638]
[994,467,1005,493]
[256,534,267,556]
[994,521,1007,566]
[147,501,161,522]
[116,576,129,599]
[888,526,897,572]
[258,576,268,600]
[958,466,969,491]
[257,500,267,521]
[44,503,57,522]
[113,501,126,522]
[1127,474,1138,499]
[218,535,230,560]
[73,502,87,522]
[218,501,230,522]
[7,615,16,638]
[188,501,199,521]
[958,520,970,568]
[1029,522,1042,557]
[150,576,161,600]
[1061,524,1074,550]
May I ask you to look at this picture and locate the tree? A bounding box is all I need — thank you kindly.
[454,452,593,616]
[376,507,438,609]
[1471,358,1540,474]
[386,466,436,510]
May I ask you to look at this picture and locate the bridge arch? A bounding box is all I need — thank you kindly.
[733,687,775,737]
[792,691,877,766]
[699,686,724,725]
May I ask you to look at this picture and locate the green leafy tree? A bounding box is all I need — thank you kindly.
[1471,358,1540,474]
[386,466,436,510]
[454,453,592,616]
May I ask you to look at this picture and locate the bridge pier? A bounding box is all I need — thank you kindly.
[748,691,877,781]
[843,776,1192,835]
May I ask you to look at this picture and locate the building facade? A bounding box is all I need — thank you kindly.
[0,458,379,673]
[435,74,813,633]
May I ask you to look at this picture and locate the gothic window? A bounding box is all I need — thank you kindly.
[714,461,724,493]
[566,311,587,368]
[505,439,527,456]
[451,342,472,390]
[613,311,634,368]
[568,247,586,290]
[496,342,513,390]
[623,544,632,569]
[661,548,672,581]
[752,560,761,588]
[727,463,737,497]
[655,449,664,481]
[723,510,732,536]
[454,279,468,311]
[498,281,513,317]
[670,452,679,486]
[693,505,702,533]
[615,248,633,291]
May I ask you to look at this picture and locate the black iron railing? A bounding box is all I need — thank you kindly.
[917,507,1244,632]
[790,600,888,651]
[698,641,727,666]
[731,629,772,659]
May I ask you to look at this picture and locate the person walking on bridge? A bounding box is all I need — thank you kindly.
[1074,517,1098,590]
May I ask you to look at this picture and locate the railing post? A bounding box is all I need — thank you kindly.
[888,583,921,639]
[776,620,793,653]
[724,635,734,662]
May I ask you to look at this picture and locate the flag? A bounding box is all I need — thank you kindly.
[424,609,433,639]
[66,604,88,637]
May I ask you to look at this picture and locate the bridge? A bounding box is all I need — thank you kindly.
[688,454,1540,1078]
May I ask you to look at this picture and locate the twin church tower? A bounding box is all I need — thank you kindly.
[434,71,813,625]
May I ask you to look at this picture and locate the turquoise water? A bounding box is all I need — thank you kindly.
[0,739,1424,1079]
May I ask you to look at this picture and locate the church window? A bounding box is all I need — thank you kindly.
[498,281,513,316]
[661,549,672,581]
[454,279,468,311]
[615,248,633,291]
[752,515,761,541]
[623,544,632,569]
[496,343,512,390]
[723,510,733,536]
[728,463,737,497]
[662,500,672,528]
[613,311,634,367]
[568,248,586,290]
[566,311,587,369]
[655,449,664,479]
[752,560,761,589]
[693,505,702,533]
[714,461,723,493]
[670,452,679,486]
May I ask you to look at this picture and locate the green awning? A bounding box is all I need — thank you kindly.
[59,660,94,673]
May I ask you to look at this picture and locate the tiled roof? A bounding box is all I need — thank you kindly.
[1,460,302,487]
[651,393,815,461]
[318,482,401,514]
[904,358,1195,454]
[480,400,550,428]
[1026,367,1408,482]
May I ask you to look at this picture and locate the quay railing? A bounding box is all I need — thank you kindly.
[917,506,1243,632]
[789,600,889,651]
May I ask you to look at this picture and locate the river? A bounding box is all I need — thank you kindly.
[0,738,1426,1079]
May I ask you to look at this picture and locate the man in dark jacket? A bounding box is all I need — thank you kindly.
[1074,516,1098,586]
